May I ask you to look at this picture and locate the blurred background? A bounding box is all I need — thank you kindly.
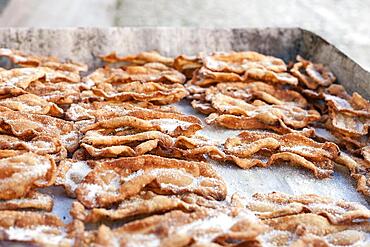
[0,0,369,70]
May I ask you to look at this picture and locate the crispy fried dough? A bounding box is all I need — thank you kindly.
[207,93,320,129]
[0,152,56,200]
[325,86,370,116]
[324,88,370,137]
[70,191,226,223]
[213,82,308,108]
[244,191,370,224]
[0,191,53,211]
[291,56,336,89]
[0,134,64,157]
[71,192,186,223]
[173,135,226,160]
[80,130,174,158]
[0,48,87,73]
[86,64,185,85]
[191,100,216,115]
[0,68,46,91]
[315,117,370,152]
[75,155,226,208]
[231,192,370,246]
[101,51,174,66]
[0,68,84,104]
[0,107,79,152]
[206,111,318,134]
[237,191,370,246]
[0,210,73,246]
[92,81,188,104]
[0,67,81,86]
[335,152,370,196]
[174,54,202,78]
[203,51,287,73]
[262,214,370,246]
[223,131,338,178]
[83,206,264,246]
[0,93,63,116]
[247,68,298,86]
[81,113,201,137]
[191,66,298,87]
[65,101,175,121]
[25,80,90,105]
[329,111,369,137]
[305,85,370,153]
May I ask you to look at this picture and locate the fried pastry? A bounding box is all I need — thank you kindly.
[25,80,90,105]
[75,155,227,208]
[0,48,87,73]
[0,134,65,161]
[0,93,63,116]
[291,55,336,89]
[203,51,286,73]
[136,135,220,162]
[207,93,319,128]
[0,191,53,211]
[324,87,370,137]
[0,68,45,92]
[78,111,207,159]
[187,81,309,119]
[101,50,174,66]
[261,214,369,246]
[0,210,73,246]
[173,54,202,78]
[307,85,370,152]
[191,66,298,87]
[65,101,174,121]
[70,191,228,223]
[91,80,188,104]
[82,207,264,246]
[242,191,370,224]
[0,107,79,152]
[204,96,319,133]
[86,63,185,85]
[81,112,202,137]
[80,130,174,158]
[211,81,308,108]
[205,113,311,135]
[0,67,81,86]
[187,51,298,87]
[233,192,370,246]
[0,152,56,200]
[223,131,339,178]
[335,152,370,196]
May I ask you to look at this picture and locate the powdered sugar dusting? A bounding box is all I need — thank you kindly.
[61,131,79,147]
[5,225,73,245]
[57,160,92,193]
[81,183,103,206]
[124,234,160,247]
[123,169,145,182]
[176,210,257,244]
[149,118,192,134]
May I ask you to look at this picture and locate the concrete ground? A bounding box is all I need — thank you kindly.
[0,0,369,70]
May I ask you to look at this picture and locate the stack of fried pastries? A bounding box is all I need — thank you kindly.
[0,48,368,246]
[182,51,369,197]
[1,191,368,246]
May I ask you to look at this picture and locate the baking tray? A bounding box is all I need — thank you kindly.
[0,27,368,224]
